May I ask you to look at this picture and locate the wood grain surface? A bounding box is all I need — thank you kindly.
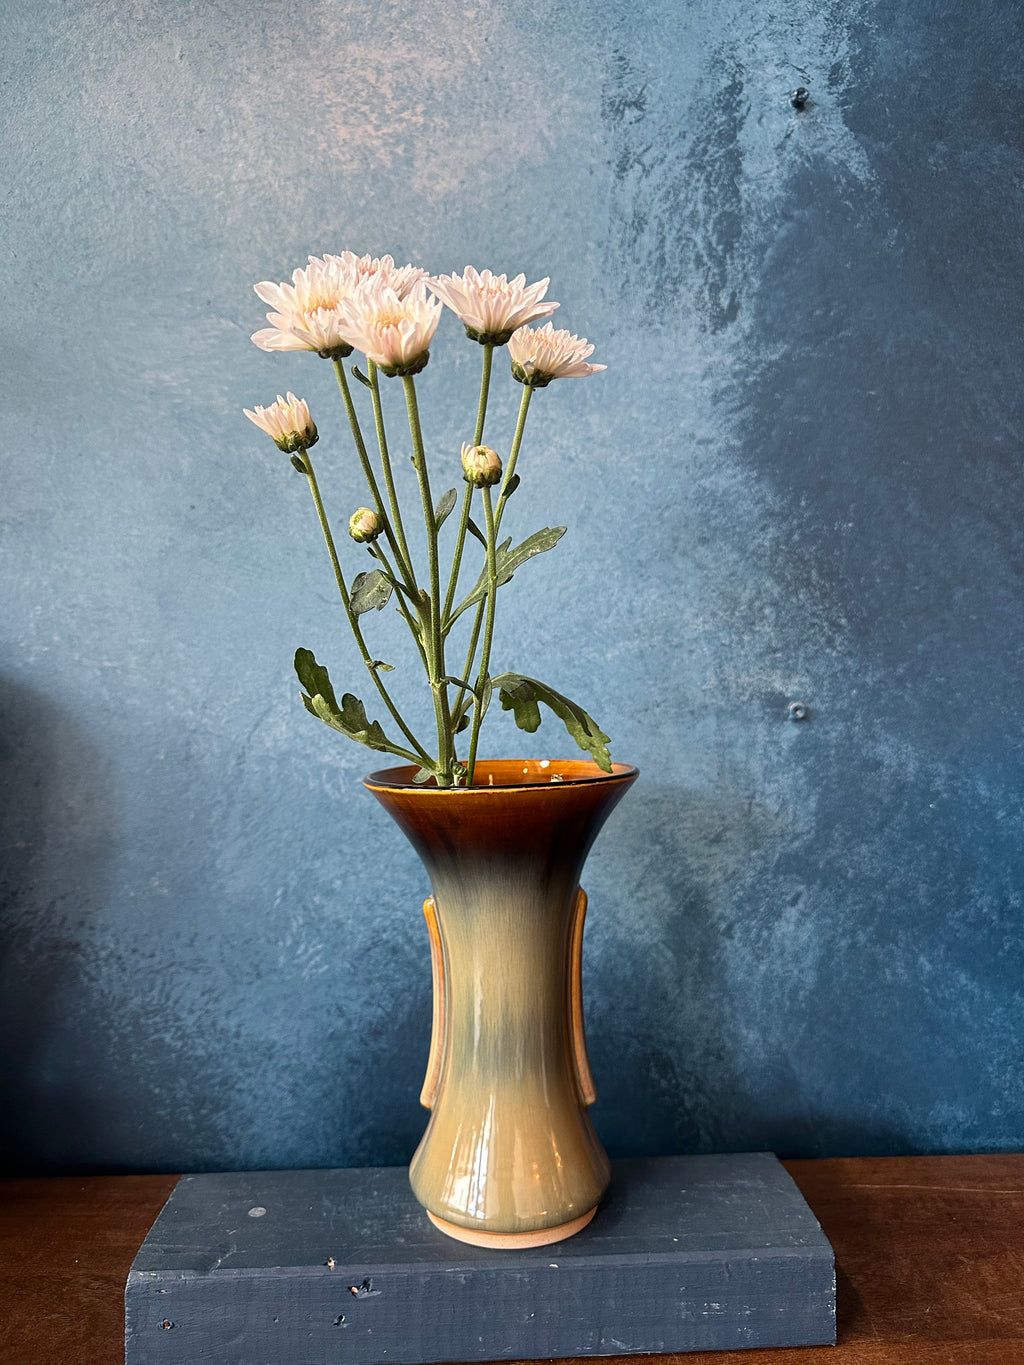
[1,1156,1022,1365]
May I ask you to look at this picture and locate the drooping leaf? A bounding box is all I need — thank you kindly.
[490,672,613,772]
[290,453,309,474]
[447,528,566,627]
[434,488,458,528]
[413,767,435,783]
[350,569,394,615]
[467,516,487,547]
[295,647,340,712]
[295,649,413,759]
[351,366,373,388]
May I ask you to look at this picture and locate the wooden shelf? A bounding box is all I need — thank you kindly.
[1,1155,1022,1364]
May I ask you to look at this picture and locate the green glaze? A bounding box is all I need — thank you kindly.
[366,759,638,1238]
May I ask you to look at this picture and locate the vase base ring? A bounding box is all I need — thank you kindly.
[427,1205,597,1249]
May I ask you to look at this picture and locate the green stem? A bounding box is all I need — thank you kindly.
[301,448,432,768]
[368,360,417,588]
[465,486,498,786]
[495,382,534,531]
[456,383,536,726]
[371,542,429,671]
[473,343,493,446]
[442,483,474,629]
[333,359,417,593]
[402,375,453,784]
[441,343,494,628]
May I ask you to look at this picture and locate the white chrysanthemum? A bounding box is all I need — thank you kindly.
[243,392,318,453]
[349,506,382,543]
[326,252,426,300]
[461,442,503,488]
[251,255,356,357]
[507,322,607,387]
[428,267,559,345]
[337,280,442,377]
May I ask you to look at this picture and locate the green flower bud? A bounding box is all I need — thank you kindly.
[461,442,502,488]
[349,507,382,543]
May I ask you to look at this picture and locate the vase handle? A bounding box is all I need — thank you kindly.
[420,897,447,1109]
[569,888,597,1106]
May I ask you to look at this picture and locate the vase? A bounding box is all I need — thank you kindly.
[364,758,638,1249]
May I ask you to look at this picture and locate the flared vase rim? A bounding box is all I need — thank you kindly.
[364,758,639,793]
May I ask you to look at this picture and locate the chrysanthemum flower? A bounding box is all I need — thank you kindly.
[507,322,607,387]
[349,507,382,543]
[461,442,503,488]
[337,280,442,377]
[326,252,426,300]
[251,255,357,359]
[243,392,318,453]
[427,267,559,346]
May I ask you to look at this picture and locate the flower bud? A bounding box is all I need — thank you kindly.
[349,507,382,543]
[243,393,318,453]
[461,442,502,488]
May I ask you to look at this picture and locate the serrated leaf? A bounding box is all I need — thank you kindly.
[434,488,457,527]
[351,365,373,388]
[490,672,612,772]
[295,649,417,760]
[295,647,340,711]
[446,528,565,627]
[350,569,394,615]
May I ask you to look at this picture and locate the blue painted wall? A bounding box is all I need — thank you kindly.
[1,0,1021,1173]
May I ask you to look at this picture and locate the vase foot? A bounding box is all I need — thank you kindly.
[426,1205,597,1249]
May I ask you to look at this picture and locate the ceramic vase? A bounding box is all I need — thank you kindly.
[364,758,638,1249]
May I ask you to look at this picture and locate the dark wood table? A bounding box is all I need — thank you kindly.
[1,1155,1022,1364]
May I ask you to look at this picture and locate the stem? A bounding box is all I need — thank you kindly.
[441,343,494,628]
[368,360,417,587]
[473,343,494,445]
[456,383,537,722]
[333,359,417,593]
[371,542,429,671]
[402,375,454,784]
[465,486,498,786]
[302,448,433,768]
[495,382,534,532]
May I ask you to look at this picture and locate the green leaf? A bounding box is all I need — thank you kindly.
[350,569,394,615]
[413,766,435,783]
[434,488,457,527]
[295,647,340,712]
[368,659,394,672]
[351,365,373,388]
[290,453,309,474]
[490,672,613,772]
[446,528,566,627]
[467,516,487,547]
[502,473,521,499]
[454,712,471,734]
[295,649,415,758]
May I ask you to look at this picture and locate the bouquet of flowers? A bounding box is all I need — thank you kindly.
[244,253,609,788]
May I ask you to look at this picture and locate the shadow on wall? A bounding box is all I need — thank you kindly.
[586,782,919,1161]
[0,678,114,1173]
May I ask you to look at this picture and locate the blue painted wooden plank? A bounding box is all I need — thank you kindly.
[125,1153,835,1363]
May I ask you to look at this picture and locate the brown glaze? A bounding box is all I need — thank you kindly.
[365,759,638,1241]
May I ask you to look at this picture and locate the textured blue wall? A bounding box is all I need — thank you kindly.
[1,0,1021,1173]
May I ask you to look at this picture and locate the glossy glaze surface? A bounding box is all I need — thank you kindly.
[365,760,638,1237]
